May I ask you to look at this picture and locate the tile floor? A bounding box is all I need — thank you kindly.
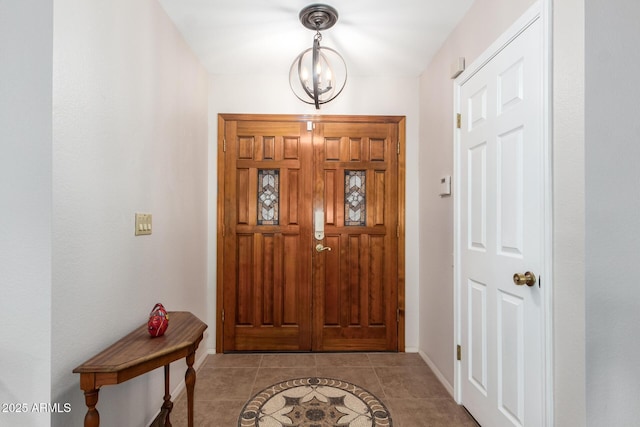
[170,352,479,427]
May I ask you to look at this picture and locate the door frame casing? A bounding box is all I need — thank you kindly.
[453,1,554,425]
[216,113,406,352]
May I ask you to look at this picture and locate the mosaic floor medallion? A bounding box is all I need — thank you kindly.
[238,377,393,427]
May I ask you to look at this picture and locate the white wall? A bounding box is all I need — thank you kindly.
[417,0,536,391]
[552,0,586,424]
[585,1,640,425]
[0,1,53,426]
[207,73,421,351]
[51,1,209,426]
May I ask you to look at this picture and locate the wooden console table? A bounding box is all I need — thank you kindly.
[73,311,207,427]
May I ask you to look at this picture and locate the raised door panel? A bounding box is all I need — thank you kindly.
[223,121,312,351]
[313,122,398,351]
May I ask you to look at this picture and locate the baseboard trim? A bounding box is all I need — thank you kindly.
[418,350,455,398]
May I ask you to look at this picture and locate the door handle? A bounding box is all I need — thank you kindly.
[315,244,332,252]
[513,271,536,287]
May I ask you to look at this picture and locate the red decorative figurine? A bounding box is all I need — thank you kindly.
[147,303,169,337]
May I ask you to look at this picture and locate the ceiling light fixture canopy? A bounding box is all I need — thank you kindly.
[289,4,347,109]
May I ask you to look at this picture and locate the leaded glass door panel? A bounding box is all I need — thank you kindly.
[221,119,313,351]
[311,121,399,351]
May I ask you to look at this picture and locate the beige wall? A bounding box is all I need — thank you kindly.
[418,0,537,390]
[51,1,209,426]
[419,0,588,425]
[207,74,422,352]
[419,0,586,426]
[2,0,595,425]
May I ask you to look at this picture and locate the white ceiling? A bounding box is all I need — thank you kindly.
[158,0,475,77]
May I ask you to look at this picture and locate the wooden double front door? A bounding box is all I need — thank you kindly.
[217,114,405,352]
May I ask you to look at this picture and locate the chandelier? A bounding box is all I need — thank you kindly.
[289,4,347,109]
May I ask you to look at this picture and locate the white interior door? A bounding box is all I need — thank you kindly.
[456,9,544,427]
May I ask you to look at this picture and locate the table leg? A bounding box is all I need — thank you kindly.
[82,389,100,427]
[185,351,196,427]
[162,364,173,427]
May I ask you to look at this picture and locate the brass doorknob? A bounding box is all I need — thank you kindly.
[513,271,536,287]
[315,244,332,252]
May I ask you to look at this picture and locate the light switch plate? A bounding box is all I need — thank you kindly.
[135,213,152,236]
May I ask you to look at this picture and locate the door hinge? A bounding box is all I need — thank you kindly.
[223,138,226,152]
[457,344,462,361]
[396,308,401,323]
[397,224,400,238]
[456,114,462,129]
[397,142,400,155]
[221,309,225,323]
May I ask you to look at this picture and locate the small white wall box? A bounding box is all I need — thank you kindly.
[439,176,451,196]
[450,57,465,79]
